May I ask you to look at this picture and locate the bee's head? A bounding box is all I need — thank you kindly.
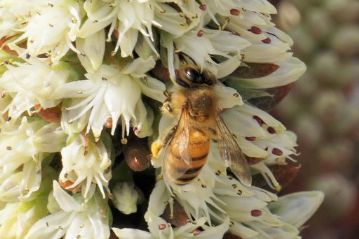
[175,65,216,88]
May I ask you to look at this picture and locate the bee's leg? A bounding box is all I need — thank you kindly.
[163,125,177,145]
[161,90,175,115]
[161,101,174,115]
[208,127,218,139]
[151,125,177,158]
[163,89,171,99]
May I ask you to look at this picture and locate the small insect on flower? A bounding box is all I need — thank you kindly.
[152,64,252,186]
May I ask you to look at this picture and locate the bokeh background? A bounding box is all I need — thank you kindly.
[268,0,359,238]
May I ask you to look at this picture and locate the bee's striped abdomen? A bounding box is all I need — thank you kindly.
[166,127,210,185]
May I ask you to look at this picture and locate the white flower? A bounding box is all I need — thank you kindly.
[54,57,165,139]
[81,0,158,58]
[149,146,320,239]
[0,58,73,119]
[80,0,203,58]
[59,134,112,199]
[0,0,47,39]
[227,57,306,89]
[161,28,251,82]
[204,0,277,20]
[25,181,110,239]
[0,117,66,202]
[269,191,324,228]
[112,182,140,215]
[76,29,106,73]
[10,0,81,62]
[112,218,229,239]
[0,169,54,238]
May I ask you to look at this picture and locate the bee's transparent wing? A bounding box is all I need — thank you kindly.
[175,109,192,166]
[216,116,252,186]
[160,108,193,185]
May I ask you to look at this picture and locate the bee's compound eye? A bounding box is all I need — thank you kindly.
[185,68,203,84]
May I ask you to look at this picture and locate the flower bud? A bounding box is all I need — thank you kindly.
[112,182,140,215]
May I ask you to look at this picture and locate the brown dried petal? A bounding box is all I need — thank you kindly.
[162,200,189,227]
[35,104,62,123]
[253,161,301,192]
[248,83,294,111]
[232,63,279,79]
[150,61,171,82]
[59,179,81,193]
[0,37,17,55]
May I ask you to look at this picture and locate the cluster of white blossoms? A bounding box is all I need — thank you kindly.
[0,0,323,238]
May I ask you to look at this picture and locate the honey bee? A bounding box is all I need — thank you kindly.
[152,64,252,186]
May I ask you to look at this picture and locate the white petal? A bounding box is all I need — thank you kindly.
[214,84,243,109]
[112,228,152,239]
[270,191,324,227]
[52,181,81,212]
[77,30,106,73]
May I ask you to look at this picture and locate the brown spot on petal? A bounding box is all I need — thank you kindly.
[249,26,262,34]
[267,127,276,134]
[230,8,240,16]
[253,115,265,126]
[245,136,256,141]
[251,209,262,217]
[272,148,283,156]
[197,30,204,37]
[262,37,271,44]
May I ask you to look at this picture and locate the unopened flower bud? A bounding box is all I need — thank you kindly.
[112,182,140,215]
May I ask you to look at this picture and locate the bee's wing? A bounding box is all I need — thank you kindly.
[216,116,252,186]
[160,108,192,184]
[175,108,192,165]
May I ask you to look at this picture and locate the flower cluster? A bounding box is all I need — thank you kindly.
[0,0,322,238]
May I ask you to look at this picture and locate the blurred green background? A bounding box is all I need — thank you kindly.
[269,0,359,238]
